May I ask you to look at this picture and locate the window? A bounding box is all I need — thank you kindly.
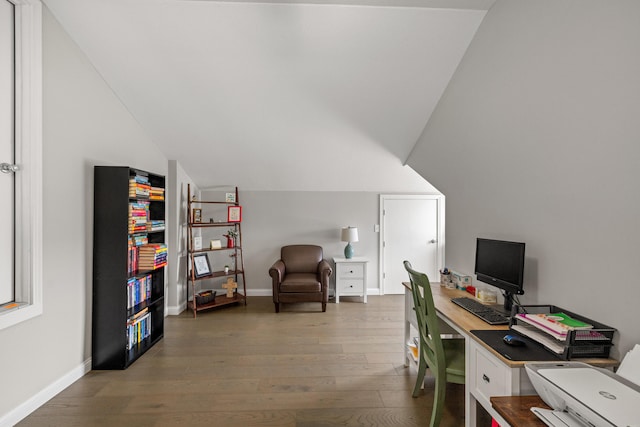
[0,0,42,330]
[1,0,14,305]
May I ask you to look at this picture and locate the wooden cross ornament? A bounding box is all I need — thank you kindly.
[222,278,237,298]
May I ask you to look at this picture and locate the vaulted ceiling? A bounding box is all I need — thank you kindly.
[43,0,493,191]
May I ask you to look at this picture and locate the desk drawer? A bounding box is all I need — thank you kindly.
[472,343,508,402]
[336,264,364,278]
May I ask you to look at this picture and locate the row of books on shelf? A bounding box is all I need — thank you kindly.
[138,244,168,271]
[147,220,165,232]
[128,202,165,233]
[149,186,164,201]
[130,234,148,247]
[127,274,152,309]
[129,174,151,198]
[127,242,167,274]
[129,174,165,201]
[128,240,138,274]
[129,201,150,233]
[126,308,151,350]
[128,237,147,274]
[129,220,166,234]
[129,221,147,233]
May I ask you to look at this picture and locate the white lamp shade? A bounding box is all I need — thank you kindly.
[341,227,359,243]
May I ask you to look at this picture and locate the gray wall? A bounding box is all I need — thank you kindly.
[407,0,640,358]
[0,7,168,422]
[200,190,382,299]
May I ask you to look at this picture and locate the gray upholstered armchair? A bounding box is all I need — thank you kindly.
[269,245,332,313]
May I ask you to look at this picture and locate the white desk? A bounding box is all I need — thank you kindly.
[403,282,618,427]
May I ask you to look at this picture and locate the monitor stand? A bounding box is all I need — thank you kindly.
[484,292,514,317]
[488,303,511,317]
[503,291,514,312]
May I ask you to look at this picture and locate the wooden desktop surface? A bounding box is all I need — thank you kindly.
[490,396,549,427]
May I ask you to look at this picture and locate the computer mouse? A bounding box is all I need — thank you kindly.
[503,334,526,347]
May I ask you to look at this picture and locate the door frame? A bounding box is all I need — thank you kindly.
[378,194,445,295]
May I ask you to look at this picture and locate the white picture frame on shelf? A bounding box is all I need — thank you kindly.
[225,192,236,203]
[193,236,202,250]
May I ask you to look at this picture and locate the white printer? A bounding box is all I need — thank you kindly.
[525,362,640,427]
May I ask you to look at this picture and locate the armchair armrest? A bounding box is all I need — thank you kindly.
[269,260,285,283]
[318,259,332,279]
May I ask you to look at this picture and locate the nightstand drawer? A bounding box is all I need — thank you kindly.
[337,279,364,294]
[336,264,364,278]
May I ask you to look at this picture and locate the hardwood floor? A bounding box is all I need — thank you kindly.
[18,296,465,426]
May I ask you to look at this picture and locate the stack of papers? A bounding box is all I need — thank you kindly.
[512,312,605,355]
[514,312,593,340]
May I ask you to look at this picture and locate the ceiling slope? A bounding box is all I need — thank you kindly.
[43,0,490,191]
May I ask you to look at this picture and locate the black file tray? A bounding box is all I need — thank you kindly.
[509,305,616,360]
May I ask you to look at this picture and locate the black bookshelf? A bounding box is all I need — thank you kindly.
[92,166,165,369]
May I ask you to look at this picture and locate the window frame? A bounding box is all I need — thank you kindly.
[0,0,43,330]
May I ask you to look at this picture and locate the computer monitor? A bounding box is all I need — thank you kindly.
[475,238,525,311]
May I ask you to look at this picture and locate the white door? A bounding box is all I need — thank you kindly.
[0,0,15,304]
[380,195,444,294]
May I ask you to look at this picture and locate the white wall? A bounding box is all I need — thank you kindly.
[167,160,197,315]
[0,7,167,424]
[407,0,640,358]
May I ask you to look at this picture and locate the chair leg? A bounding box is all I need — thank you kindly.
[274,303,279,313]
[412,357,427,397]
[322,302,326,312]
[429,374,446,427]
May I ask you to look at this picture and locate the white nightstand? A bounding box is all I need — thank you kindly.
[332,257,368,303]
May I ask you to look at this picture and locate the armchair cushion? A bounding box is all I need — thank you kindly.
[280,273,321,293]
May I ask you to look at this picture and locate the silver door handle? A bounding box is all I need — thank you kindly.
[0,163,19,174]
[428,239,437,244]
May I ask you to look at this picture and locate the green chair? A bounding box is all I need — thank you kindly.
[404,260,465,427]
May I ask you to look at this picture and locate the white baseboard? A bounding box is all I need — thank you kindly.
[167,301,187,316]
[0,358,91,427]
[248,289,382,298]
[246,288,272,297]
[166,288,386,316]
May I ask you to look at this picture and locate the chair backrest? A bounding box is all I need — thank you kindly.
[404,260,445,376]
[281,245,323,274]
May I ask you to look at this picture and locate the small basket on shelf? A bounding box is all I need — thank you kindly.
[195,290,216,305]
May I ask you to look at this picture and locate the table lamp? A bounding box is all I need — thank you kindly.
[341,226,359,259]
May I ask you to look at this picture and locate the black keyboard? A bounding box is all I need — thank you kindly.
[450,297,510,325]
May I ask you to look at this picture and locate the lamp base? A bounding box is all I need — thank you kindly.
[344,243,354,259]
